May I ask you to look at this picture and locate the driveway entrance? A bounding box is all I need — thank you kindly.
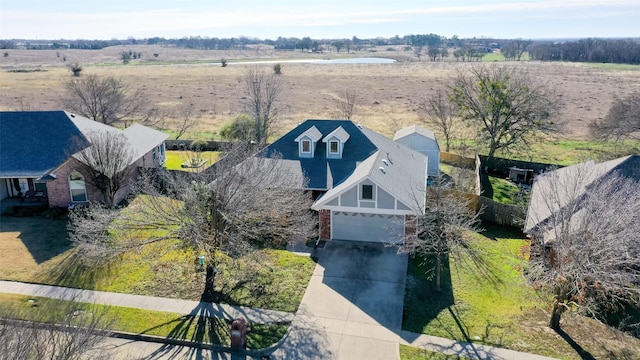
[273,240,408,359]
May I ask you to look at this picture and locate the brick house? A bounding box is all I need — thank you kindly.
[0,111,168,208]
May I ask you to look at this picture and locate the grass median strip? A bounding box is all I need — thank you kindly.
[0,293,287,349]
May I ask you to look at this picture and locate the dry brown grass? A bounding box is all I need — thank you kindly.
[1,46,639,140]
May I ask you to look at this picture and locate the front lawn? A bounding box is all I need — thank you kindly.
[1,212,316,314]
[401,224,640,359]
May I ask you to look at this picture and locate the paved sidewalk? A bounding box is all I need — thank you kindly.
[400,331,557,360]
[0,280,293,325]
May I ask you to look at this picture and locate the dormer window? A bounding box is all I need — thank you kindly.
[302,140,311,153]
[295,125,323,158]
[329,141,339,154]
[322,126,350,159]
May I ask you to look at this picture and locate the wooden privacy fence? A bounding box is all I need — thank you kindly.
[477,196,525,227]
[440,152,476,168]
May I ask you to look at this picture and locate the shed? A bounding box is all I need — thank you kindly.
[393,125,440,176]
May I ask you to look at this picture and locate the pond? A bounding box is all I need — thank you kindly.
[229,57,396,65]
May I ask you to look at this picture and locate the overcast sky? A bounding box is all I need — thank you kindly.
[1,0,638,40]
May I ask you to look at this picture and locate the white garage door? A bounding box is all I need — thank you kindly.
[332,212,404,243]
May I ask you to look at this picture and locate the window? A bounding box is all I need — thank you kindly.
[302,140,311,153]
[69,171,87,202]
[361,184,373,200]
[329,141,339,153]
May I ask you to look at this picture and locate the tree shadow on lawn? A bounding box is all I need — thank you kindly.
[0,215,72,265]
[402,255,455,334]
[36,250,108,290]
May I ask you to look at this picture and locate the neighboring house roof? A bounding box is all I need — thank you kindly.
[0,111,91,178]
[122,123,169,160]
[263,120,378,190]
[393,124,437,142]
[70,114,168,166]
[525,155,640,235]
[313,127,428,212]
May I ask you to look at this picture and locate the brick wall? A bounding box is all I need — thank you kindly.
[46,158,103,207]
[319,209,331,240]
[404,215,416,239]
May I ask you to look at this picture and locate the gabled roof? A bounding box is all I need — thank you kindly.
[393,124,437,141]
[262,120,378,190]
[322,126,350,143]
[261,119,427,212]
[525,155,640,233]
[122,123,169,160]
[312,127,427,212]
[0,111,91,178]
[70,115,168,166]
[294,125,322,142]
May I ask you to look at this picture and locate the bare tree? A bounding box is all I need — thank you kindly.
[450,65,562,160]
[74,130,135,208]
[427,46,440,61]
[590,92,640,141]
[397,176,482,291]
[418,89,458,152]
[70,144,315,265]
[173,103,198,140]
[334,89,360,120]
[0,300,114,360]
[62,75,148,126]
[525,163,640,330]
[240,68,283,145]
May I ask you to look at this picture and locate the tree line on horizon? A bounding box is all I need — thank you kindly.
[2,34,639,64]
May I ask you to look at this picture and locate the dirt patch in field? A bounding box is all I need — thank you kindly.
[1,46,639,140]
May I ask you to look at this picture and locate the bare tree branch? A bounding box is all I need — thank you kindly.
[590,92,640,141]
[74,130,135,208]
[526,163,640,329]
[334,89,360,120]
[240,68,283,145]
[418,89,459,152]
[397,176,482,291]
[62,75,148,126]
[450,64,563,159]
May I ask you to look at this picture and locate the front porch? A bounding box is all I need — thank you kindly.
[0,196,48,214]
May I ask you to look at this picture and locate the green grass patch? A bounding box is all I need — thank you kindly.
[487,176,522,205]
[402,224,640,359]
[164,150,221,171]
[400,345,469,359]
[32,237,315,313]
[449,138,639,166]
[0,294,286,349]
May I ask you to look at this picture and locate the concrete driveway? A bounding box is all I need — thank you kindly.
[273,240,408,359]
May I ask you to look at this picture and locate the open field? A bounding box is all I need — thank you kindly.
[2,46,640,142]
[402,224,640,359]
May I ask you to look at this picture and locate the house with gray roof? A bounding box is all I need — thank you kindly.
[0,111,168,208]
[393,124,440,176]
[261,119,428,243]
[524,155,640,243]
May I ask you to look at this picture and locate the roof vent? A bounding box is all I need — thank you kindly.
[382,159,389,166]
[356,124,363,129]
[379,166,386,174]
